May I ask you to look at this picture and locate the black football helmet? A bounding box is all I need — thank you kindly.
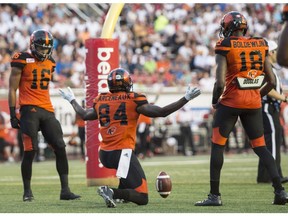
[30,29,54,61]
[219,11,248,38]
[107,68,133,93]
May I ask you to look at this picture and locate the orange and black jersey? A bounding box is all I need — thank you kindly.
[11,52,56,112]
[93,91,148,151]
[215,36,269,109]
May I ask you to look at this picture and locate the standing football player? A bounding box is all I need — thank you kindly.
[195,11,288,206]
[277,4,288,67]
[59,68,201,208]
[8,29,80,201]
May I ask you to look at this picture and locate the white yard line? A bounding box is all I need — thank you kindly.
[141,158,257,166]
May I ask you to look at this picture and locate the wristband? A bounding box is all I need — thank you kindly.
[9,106,16,117]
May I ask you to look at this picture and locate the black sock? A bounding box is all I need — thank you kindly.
[272,177,284,193]
[210,144,225,195]
[253,146,283,192]
[54,148,69,190]
[210,180,221,196]
[21,151,36,192]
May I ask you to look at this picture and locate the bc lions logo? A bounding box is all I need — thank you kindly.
[247,70,257,79]
[107,126,117,135]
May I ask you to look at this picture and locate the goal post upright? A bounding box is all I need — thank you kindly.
[85,3,124,186]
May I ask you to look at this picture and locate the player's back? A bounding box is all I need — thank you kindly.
[94,91,147,151]
[215,36,268,109]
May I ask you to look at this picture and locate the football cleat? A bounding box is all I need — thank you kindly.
[60,189,81,200]
[273,190,288,205]
[195,193,222,206]
[97,186,116,208]
[23,190,34,202]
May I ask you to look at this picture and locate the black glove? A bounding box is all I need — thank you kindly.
[9,106,20,129]
[10,116,20,129]
[282,4,288,22]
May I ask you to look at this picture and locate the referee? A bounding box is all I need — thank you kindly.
[257,40,288,184]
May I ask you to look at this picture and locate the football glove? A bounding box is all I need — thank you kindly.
[184,86,201,101]
[59,87,76,103]
[282,4,288,22]
[10,116,20,129]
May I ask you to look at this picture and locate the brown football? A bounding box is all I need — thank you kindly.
[155,171,172,198]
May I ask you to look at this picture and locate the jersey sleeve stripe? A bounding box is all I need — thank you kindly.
[11,62,25,69]
[11,59,26,64]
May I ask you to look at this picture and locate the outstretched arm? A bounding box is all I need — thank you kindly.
[59,87,98,120]
[70,100,98,120]
[137,86,201,117]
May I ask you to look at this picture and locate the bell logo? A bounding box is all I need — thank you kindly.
[97,47,114,93]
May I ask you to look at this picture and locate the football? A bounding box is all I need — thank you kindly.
[155,171,172,198]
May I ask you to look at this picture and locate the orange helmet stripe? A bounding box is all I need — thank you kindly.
[45,31,49,45]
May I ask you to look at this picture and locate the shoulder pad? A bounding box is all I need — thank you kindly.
[48,56,56,63]
[251,36,263,40]
[11,52,32,61]
[216,38,232,47]
[11,52,34,69]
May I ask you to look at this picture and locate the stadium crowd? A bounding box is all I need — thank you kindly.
[0,3,288,91]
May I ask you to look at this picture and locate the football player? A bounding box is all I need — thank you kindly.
[195,11,288,206]
[59,68,201,207]
[8,29,80,201]
[277,4,288,67]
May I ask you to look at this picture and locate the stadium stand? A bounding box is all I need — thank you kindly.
[0,3,288,90]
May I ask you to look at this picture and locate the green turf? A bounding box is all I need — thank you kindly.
[0,152,287,213]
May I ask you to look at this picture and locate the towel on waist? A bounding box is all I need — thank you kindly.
[116,149,132,179]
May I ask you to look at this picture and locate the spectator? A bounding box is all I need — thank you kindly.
[136,114,153,159]
[176,105,197,156]
[0,109,14,162]
[0,3,287,89]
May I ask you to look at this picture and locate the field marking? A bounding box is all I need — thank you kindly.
[0,174,84,182]
[0,157,258,183]
[141,157,257,166]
